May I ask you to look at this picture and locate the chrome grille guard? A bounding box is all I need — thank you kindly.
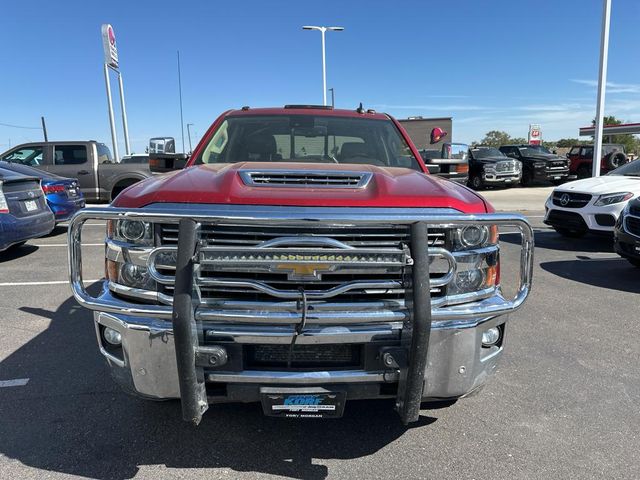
[68,205,534,322]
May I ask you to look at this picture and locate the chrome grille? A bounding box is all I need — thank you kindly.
[239,170,372,188]
[495,160,516,173]
[552,191,592,208]
[157,223,448,302]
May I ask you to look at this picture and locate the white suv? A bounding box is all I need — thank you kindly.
[544,159,640,236]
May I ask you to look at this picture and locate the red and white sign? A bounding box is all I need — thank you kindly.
[101,24,119,70]
[528,124,541,145]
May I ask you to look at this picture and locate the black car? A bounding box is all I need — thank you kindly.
[499,145,569,186]
[467,146,522,189]
[614,198,640,268]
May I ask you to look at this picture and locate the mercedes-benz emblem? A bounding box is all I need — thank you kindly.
[559,193,570,206]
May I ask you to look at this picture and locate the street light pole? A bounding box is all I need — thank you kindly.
[592,0,612,177]
[187,123,194,152]
[302,26,344,106]
[329,88,335,108]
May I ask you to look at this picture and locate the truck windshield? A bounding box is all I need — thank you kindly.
[470,147,505,159]
[195,115,422,170]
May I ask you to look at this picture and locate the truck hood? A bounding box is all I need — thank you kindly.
[525,154,566,162]
[113,162,490,213]
[557,175,640,194]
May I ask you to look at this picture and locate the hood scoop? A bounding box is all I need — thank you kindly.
[239,169,373,188]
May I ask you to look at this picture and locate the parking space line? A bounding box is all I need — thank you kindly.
[0,378,29,388]
[31,243,103,247]
[0,280,99,287]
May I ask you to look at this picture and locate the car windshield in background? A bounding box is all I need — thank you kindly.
[608,158,640,176]
[470,147,505,159]
[195,115,421,170]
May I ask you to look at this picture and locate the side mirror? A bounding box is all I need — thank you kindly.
[426,164,441,175]
[149,153,189,173]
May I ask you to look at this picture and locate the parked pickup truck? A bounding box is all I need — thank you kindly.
[0,141,152,202]
[499,145,570,186]
[68,105,534,424]
[419,142,469,184]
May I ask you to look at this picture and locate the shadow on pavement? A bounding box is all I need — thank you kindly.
[540,257,640,294]
[0,244,39,262]
[501,229,614,253]
[0,284,437,480]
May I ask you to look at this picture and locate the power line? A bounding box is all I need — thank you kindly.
[0,121,41,130]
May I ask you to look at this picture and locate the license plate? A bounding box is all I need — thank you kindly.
[261,388,346,419]
[553,176,561,180]
[24,200,38,212]
[67,188,77,197]
[635,245,640,253]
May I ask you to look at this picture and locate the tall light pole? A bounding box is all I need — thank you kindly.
[328,87,335,108]
[302,26,344,106]
[592,0,612,177]
[187,123,194,152]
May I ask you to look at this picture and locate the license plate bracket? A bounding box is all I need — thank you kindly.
[260,387,346,419]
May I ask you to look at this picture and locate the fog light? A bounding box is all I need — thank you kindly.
[481,327,500,347]
[103,327,122,346]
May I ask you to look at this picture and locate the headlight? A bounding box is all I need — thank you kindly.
[593,192,633,207]
[515,161,522,171]
[106,259,156,290]
[484,165,496,173]
[447,253,499,296]
[453,225,497,250]
[534,162,545,168]
[108,220,153,245]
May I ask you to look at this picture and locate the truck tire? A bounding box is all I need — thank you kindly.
[520,169,533,187]
[469,174,483,190]
[628,258,640,268]
[606,152,628,170]
[577,165,591,179]
[111,179,140,202]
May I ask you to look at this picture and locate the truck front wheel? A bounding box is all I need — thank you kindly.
[469,174,483,190]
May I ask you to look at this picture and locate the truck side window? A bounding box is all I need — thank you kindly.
[569,147,580,156]
[2,146,44,166]
[54,145,88,165]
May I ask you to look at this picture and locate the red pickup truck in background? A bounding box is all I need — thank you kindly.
[68,105,533,424]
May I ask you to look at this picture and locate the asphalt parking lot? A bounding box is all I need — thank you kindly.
[1,188,639,479]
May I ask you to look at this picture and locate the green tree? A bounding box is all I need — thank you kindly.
[480,131,512,147]
[591,115,639,154]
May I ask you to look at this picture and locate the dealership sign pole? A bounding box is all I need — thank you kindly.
[592,0,611,177]
[101,24,131,161]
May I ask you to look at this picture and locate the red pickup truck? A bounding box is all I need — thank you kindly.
[68,106,533,424]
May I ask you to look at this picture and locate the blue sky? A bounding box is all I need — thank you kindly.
[1,0,639,155]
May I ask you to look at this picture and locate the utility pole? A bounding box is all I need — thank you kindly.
[41,116,48,142]
[592,0,612,177]
[187,123,194,152]
[177,51,185,153]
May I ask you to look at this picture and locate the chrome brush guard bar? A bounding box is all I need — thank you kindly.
[68,205,534,321]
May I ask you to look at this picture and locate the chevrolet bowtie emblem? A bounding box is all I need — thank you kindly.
[273,262,335,281]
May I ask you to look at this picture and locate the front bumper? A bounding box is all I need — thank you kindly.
[94,306,506,402]
[614,223,640,261]
[544,196,625,233]
[482,171,521,184]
